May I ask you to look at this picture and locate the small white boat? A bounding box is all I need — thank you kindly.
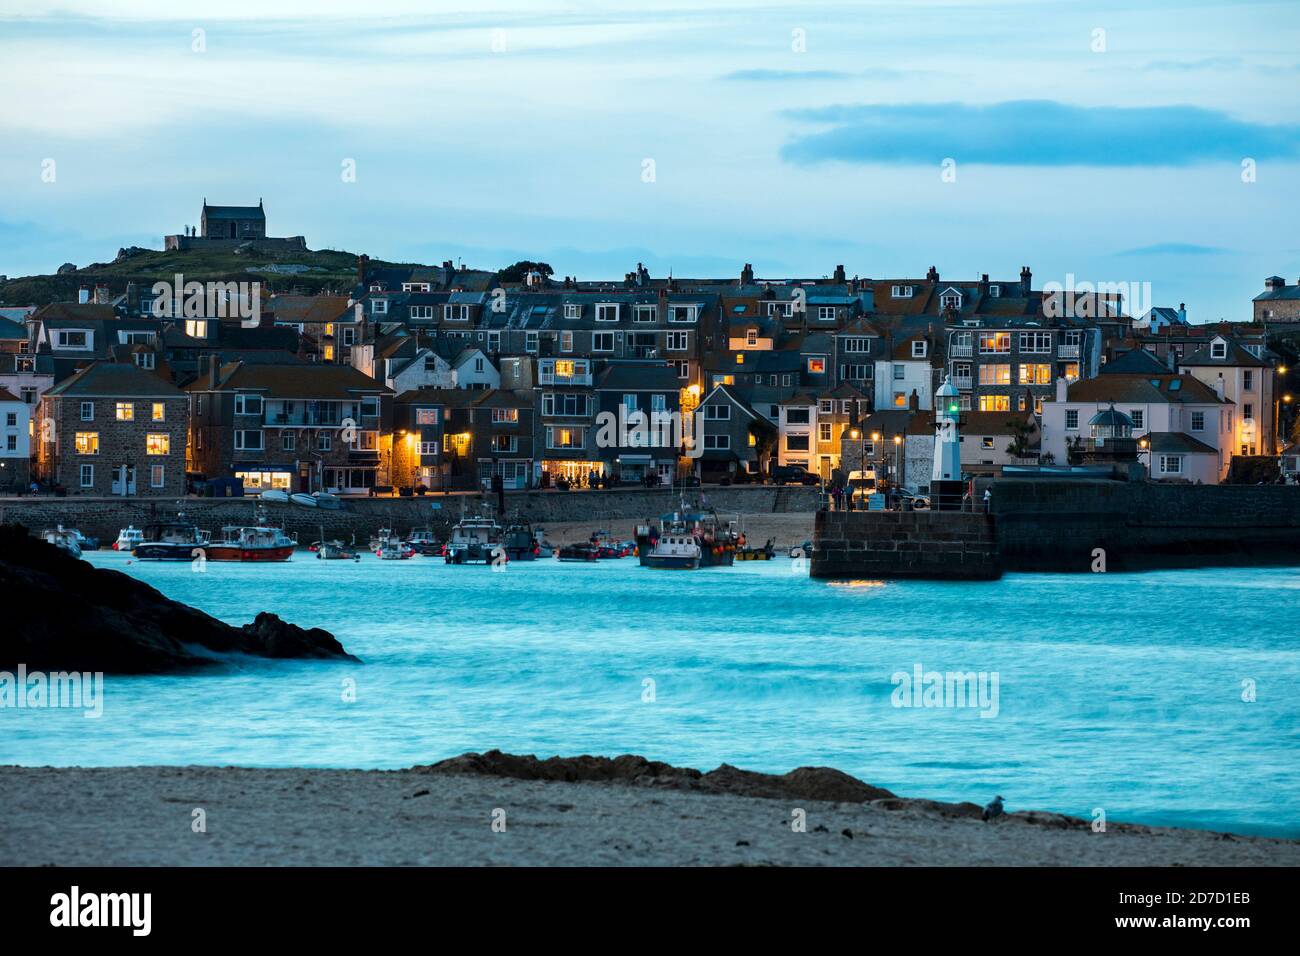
[260,489,290,503]
[114,525,144,551]
[40,526,82,559]
[290,492,318,507]
[312,492,343,510]
[376,534,415,560]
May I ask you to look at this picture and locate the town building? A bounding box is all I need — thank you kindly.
[0,387,31,492]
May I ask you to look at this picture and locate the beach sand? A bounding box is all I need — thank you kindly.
[2,760,1294,866]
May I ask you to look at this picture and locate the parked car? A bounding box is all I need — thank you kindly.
[769,465,820,486]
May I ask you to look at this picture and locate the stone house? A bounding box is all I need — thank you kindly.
[0,386,31,492]
[36,362,189,497]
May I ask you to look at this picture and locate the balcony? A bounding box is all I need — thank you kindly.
[950,344,972,358]
[1057,345,1080,359]
[952,375,973,390]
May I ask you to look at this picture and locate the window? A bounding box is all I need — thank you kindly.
[79,464,94,488]
[819,423,833,442]
[891,285,914,298]
[1129,410,1144,430]
[235,430,263,451]
[979,395,1010,411]
[1191,411,1205,432]
[443,304,468,321]
[1243,370,1254,390]
[893,393,907,407]
[487,331,502,352]
[667,331,689,351]
[841,337,870,354]
[281,432,296,452]
[911,340,927,358]
[134,352,155,369]
[785,408,810,425]
[1244,403,1254,421]
[564,304,581,319]
[596,303,619,322]
[1066,410,1079,430]
[185,320,208,338]
[557,331,573,353]
[234,394,263,416]
[1159,455,1183,475]
[115,402,134,421]
[415,408,438,425]
[55,330,89,349]
[151,402,165,422]
[786,435,809,451]
[819,399,833,414]
[940,292,961,311]
[1064,362,1080,381]
[843,364,870,380]
[894,365,906,381]
[492,408,519,424]
[80,401,94,421]
[402,282,431,293]
[546,426,584,449]
[6,435,15,452]
[989,285,1001,297]
[418,441,438,456]
[525,332,539,353]
[807,357,825,374]
[491,435,517,453]
[703,404,730,420]
[318,433,332,451]
[979,332,1011,354]
[1210,340,1227,360]
[150,464,165,488]
[981,437,994,449]
[592,332,614,352]
[745,329,759,347]
[817,306,836,321]
[1019,332,1051,353]
[409,305,434,320]
[146,433,170,455]
[75,432,99,455]
[704,434,730,450]
[1019,364,1051,385]
[4,412,13,427]
[669,305,699,323]
[634,305,656,323]
[980,364,1012,386]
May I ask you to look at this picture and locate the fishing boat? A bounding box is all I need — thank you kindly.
[369,528,394,553]
[40,526,82,558]
[113,525,144,551]
[444,515,504,565]
[533,529,556,559]
[589,529,630,559]
[639,532,701,570]
[405,529,441,556]
[206,508,295,562]
[67,528,100,551]
[375,533,416,560]
[316,540,361,560]
[502,519,540,560]
[133,518,210,561]
[635,502,739,569]
[557,541,599,562]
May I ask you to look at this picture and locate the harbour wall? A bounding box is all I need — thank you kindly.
[0,485,820,543]
[811,479,1300,579]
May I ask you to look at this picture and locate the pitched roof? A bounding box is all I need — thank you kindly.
[0,317,26,340]
[595,362,681,391]
[1102,348,1171,375]
[45,361,186,398]
[0,387,20,403]
[189,362,390,398]
[1180,338,1270,368]
[1137,431,1218,455]
[1065,373,1227,405]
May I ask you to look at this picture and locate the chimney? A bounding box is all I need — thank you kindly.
[740,263,754,285]
[1264,276,1285,292]
[1166,350,1176,372]
[1215,374,1225,401]
[833,264,846,284]
[926,265,939,282]
[93,285,109,305]
[1055,376,1068,403]
[78,287,90,305]
[125,281,139,310]
[354,302,364,322]
[1020,266,1033,294]
[909,388,920,412]
[979,273,990,295]
[356,254,370,286]
[1177,302,1187,324]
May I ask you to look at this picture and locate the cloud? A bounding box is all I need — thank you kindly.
[1141,56,1242,72]
[780,100,1300,167]
[1114,242,1226,257]
[721,69,854,82]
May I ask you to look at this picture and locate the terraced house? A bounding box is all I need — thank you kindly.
[36,361,189,496]
[187,360,391,494]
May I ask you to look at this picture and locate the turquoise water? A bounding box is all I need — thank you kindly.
[6,551,1299,836]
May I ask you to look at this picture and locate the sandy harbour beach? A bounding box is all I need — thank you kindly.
[2,753,1295,867]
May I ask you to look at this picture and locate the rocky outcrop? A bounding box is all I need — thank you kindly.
[413,750,895,803]
[0,524,357,673]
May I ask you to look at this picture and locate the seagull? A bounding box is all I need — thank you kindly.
[982,795,1004,822]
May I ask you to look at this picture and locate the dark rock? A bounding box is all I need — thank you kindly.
[56,262,77,274]
[413,749,896,803]
[0,523,358,673]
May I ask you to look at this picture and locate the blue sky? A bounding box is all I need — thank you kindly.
[1,0,1298,320]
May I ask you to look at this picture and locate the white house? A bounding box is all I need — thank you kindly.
[874,334,934,411]
[777,394,816,469]
[452,348,500,390]
[387,348,454,393]
[1040,355,1233,483]
[0,386,32,492]
[1178,334,1276,456]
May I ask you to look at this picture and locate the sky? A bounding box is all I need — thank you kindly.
[1,0,1299,319]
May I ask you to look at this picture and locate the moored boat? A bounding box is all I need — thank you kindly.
[405,529,441,555]
[640,532,701,570]
[635,502,738,568]
[533,529,556,559]
[735,537,776,561]
[317,541,361,560]
[133,519,210,561]
[312,492,343,510]
[260,489,290,504]
[589,529,630,559]
[557,541,599,562]
[376,533,416,560]
[206,509,295,562]
[445,515,504,565]
[113,525,144,552]
[502,519,540,560]
[40,526,82,558]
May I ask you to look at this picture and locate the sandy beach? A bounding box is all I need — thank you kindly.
[2,754,1294,866]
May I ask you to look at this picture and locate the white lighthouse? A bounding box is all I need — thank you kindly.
[932,375,961,482]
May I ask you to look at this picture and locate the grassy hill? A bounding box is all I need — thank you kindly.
[0,244,436,307]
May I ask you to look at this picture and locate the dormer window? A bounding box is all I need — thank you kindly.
[989,285,1001,297]
[371,299,388,315]
[746,329,758,347]
[940,289,963,311]
[670,304,700,323]
[911,339,928,359]
[369,283,383,292]
[891,285,914,298]
[596,303,619,322]
[443,304,469,321]
[1210,340,1228,359]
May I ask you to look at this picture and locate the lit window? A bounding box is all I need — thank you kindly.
[115,402,134,421]
[147,433,170,455]
[75,432,99,454]
[152,402,166,421]
[979,395,1010,411]
[808,357,825,374]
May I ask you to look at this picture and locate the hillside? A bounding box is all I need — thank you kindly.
[0,244,444,307]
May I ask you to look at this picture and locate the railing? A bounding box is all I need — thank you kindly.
[1057,345,1080,359]
[952,375,973,390]
[820,489,990,513]
[949,344,972,357]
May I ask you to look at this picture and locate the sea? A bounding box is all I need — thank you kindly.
[6,550,1298,837]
